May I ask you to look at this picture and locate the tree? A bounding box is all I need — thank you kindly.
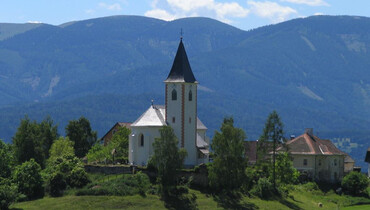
[39,116,58,160]
[12,116,44,166]
[0,178,18,210]
[49,137,75,160]
[341,171,369,196]
[273,152,299,185]
[12,116,58,168]
[150,126,187,195]
[66,116,97,158]
[45,154,89,196]
[0,140,13,178]
[86,127,130,164]
[208,117,247,192]
[109,127,130,163]
[13,159,44,200]
[258,110,284,189]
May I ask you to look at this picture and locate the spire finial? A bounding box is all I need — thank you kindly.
[180,28,183,40]
[151,99,154,107]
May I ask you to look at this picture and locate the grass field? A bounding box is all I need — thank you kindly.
[10,173,370,210]
[11,186,370,210]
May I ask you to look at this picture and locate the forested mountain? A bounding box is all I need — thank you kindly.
[1,15,370,170]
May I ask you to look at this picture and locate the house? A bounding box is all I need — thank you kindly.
[365,147,370,177]
[101,122,131,146]
[278,128,347,182]
[128,39,210,167]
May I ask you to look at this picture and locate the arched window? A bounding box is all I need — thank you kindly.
[172,89,177,101]
[188,90,192,101]
[334,159,337,166]
[139,134,144,147]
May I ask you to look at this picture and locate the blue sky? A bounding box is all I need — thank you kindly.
[1,0,370,30]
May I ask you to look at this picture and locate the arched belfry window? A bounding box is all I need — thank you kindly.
[189,90,192,101]
[172,89,177,101]
[139,134,144,147]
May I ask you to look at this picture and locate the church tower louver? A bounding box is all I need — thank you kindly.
[164,39,198,166]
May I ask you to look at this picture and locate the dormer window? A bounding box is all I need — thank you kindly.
[189,90,192,101]
[172,89,177,101]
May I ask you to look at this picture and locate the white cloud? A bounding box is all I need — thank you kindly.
[98,3,122,11]
[167,0,213,12]
[27,21,42,24]
[280,0,329,6]
[214,2,249,19]
[145,9,177,21]
[314,12,324,15]
[248,1,297,23]
[145,0,249,24]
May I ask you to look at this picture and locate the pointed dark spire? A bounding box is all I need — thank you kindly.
[165,39,197,83]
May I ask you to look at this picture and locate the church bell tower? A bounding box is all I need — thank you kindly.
[164,38,198,166]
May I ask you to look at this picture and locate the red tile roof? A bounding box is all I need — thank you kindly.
[279,133,346,155]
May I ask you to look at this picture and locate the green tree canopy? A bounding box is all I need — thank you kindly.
[0,140,13,179]
[13,158,44,200]
[109,127,130,163]
[49,137,75,160]
[12,116,58,167]
[341,171,369,196]
[12,116,44,166]
[150,126,187,193]
[66,116,97,158]
[39,116,58,159]
[273,152,299,185]
[86,126,130,164]
[208,117,247,191]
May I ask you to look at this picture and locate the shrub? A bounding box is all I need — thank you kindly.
[76,174,150,196]
[163,185,198,210]
[342,171,369,196]
[45,154,90,196]
[302,182,319,192]
[48,172,67,197]
[0,178,18,210]
[252,178,274,199]
[13,159,44,200]
[67,167,89,188]
[135,172,150,196]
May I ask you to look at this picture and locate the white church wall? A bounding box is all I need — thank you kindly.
[129,126,161,166]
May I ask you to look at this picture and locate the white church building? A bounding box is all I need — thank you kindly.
[128,39,210,167]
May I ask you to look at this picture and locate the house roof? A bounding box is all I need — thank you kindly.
[279,133,346,155]
[197,133,208,148]
[365,147,370,163]
[131,105,166,127]
[101,122,131,140]
[197,118,207,130]
[131,104,206,130]
[164,39,197,83]
[345,154,355,163]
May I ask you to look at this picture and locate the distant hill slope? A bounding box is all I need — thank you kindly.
[1,15,370,170]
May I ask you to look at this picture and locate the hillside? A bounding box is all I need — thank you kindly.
[1,15,370,170]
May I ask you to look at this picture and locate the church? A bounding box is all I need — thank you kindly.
[128,39,210,167]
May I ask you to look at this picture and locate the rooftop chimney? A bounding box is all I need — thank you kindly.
[290,135,296,140]
[305,128,313,136]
